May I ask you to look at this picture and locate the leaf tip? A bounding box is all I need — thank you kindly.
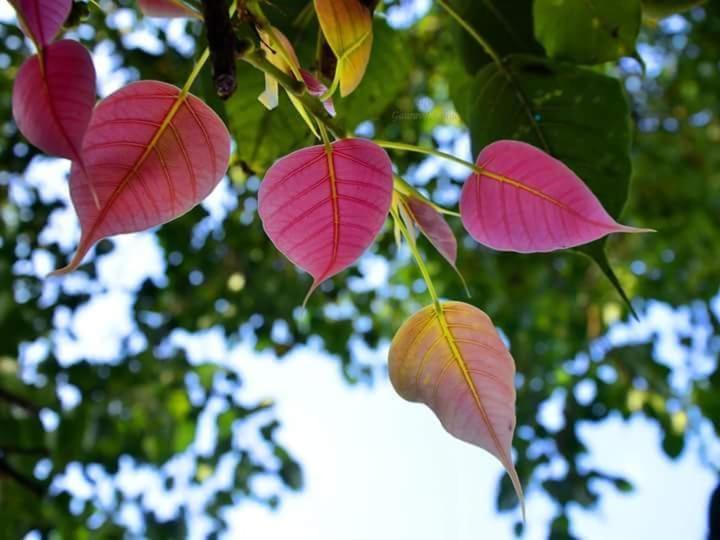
[616,224,656,235]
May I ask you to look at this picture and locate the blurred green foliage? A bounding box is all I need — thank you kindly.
[1,0,719,538]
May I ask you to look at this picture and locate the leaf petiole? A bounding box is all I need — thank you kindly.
[391,203,442,313]
[435,0,502,66]
[376,139,480,174]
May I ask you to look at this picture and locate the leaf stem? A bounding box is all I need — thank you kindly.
[392,206,442,312]
[375,139,480,174]
[181,48,210,97]
[435,0,502,66]
[435,0,549,151]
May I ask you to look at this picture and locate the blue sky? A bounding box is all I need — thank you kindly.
[3,1,719,539]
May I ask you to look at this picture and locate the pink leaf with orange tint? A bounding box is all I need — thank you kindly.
[258,138,393,300]
[12,39,96,162]
[10,0,71,48]
[389,301,524,518]
[460,140,650,253]
[51,81,231,275]
[137,0,200,18]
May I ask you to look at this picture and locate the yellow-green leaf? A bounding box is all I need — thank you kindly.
[314,0,373,97]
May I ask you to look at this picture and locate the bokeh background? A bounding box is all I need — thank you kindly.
[1,0,720,538]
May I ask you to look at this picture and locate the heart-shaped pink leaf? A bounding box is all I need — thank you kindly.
[460,140,649,253]
[51,80,231,275]
[405,197,457,266]
[12,39,96,163]
[389,301,524,517]
[258,138,393,298]
[10,0,71,48]
[137,0,200,18]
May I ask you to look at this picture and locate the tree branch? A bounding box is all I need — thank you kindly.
[0,458,44,497]
[0,387,39,413]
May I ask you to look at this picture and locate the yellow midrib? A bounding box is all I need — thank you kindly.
[318,143,341,281]
[434,303,526,519]
[82,90,189,249]
[434,304,510,465]
[480,168,570,210]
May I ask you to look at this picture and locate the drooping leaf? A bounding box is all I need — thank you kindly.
[9,0,71,48]
[258,26,302,110]
[137,0,200,18]
[404,197,457,266]
[258,138,393,298]
[51,80,231,275]
[12,39,96,162]
[388,301,524,517]
[450,0,543,73]
[534,0,642,64]
[314,0,374,97]
[642,0,706,18]
[460,140,649,253]
[467,55,637,307]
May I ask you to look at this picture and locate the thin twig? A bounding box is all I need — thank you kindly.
[0,388,39,413]
[0,458,45,497]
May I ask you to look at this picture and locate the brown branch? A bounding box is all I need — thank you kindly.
[202,0,238,99]
[1,446,48,456]
[0,387,39,413]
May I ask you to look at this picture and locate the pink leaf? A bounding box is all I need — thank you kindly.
[10,0,71,48]
[258,138,393,299]
[137,0,200,18]
[405,197,457,266]
[12,39,96,162]
[301,69,336,117]
[389,301,524,517]
[459,140,649,253]
[51,80,231,275]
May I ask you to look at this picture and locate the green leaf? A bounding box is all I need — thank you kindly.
[226,63,312,174]
[450,0,543,73]
[534,0,642,64]
[642,0,706,18]
[468,55,636,312]
[334,21,412,130]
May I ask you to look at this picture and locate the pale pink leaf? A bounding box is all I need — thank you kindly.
[389,301,524,517]
[258,138,393,297]
[459,140,649,253]
[12,39,96,162]
[10,0,71,48]
[51,80,231,275]
[301,69,336,117]
[405,197,457,266]
[137,0,200,18]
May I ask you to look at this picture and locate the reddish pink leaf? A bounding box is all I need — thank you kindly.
[460,140,649,253]
[405,197,457,266]
[51,80,231,275]
[137,0,200,18]
[258,138,393,298]
[12,39,96,162]
[301,69,336,117]
[389,301,524,517]
[10,0,71,48]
